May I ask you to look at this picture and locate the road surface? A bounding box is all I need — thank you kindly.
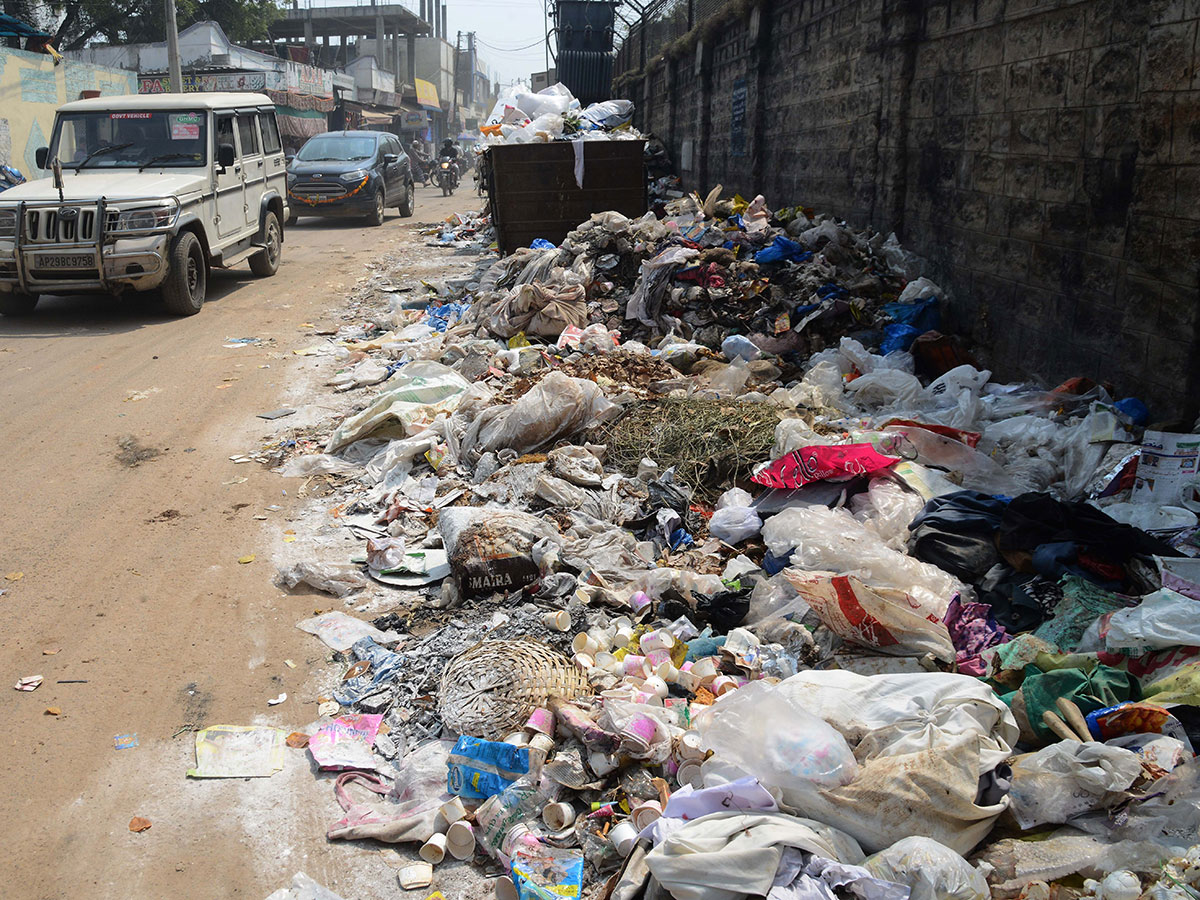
[0,186,473,899]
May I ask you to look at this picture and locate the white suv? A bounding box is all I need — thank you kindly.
[0,92,288,316]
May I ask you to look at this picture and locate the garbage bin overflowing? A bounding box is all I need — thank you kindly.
[253,182,1200,900]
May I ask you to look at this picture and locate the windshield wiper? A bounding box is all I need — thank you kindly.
[75,142,134,170]
[139,152,196,172]
[301,156,344,161]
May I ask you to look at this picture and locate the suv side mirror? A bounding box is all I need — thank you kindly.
[217,142,236,170]
[285,153,295,166]
[382,153,400,164]
[35,147,49,169]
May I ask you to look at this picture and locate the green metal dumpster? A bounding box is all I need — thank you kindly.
[482,140,646,255]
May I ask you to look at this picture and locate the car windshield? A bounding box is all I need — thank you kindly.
[52,110,208,169]
[296,135,377,162]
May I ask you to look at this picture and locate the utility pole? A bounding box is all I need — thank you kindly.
[165,0,183,92]
[452,30,462,135]
[467,31,475,106]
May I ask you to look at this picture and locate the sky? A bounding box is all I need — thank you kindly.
[303,0,555,88]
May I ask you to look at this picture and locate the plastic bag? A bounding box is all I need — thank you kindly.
[487,281,587,339]
[784,570,956,661]
[694,680,858,808]
[709,506,763,545]
[850,478,926,550]
[1102,588,1200,652]
[762,506,965,617]
[439,507,560,600]
[864,837,989,900]
[464,372,619,462]
[325,361,472,452]
[580,99,634,130]
[846,368,923,408]
[1008,740,1143,829]
[276,562,368,599]
[721,334,762,362]
[446,736,530,800]
[751,444,900,490]
[277,454,363,477]
[898,276,945,304]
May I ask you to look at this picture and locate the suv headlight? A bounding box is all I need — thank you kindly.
[340,169,369,183]
[111,202,178,233]
[287,173,297,184]
[0,208,16,239]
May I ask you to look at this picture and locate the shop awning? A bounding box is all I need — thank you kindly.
[414,78,440,112]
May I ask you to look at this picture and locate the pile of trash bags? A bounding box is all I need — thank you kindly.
[263,191,1200,900]
[482,81,641,145]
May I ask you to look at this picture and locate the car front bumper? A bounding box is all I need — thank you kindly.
[0,233,169,294]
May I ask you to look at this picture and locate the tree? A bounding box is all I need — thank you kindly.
[29,0,281,52]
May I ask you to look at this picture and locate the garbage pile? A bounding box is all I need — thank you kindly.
[252,190,1200,900]
[482,82,641,145]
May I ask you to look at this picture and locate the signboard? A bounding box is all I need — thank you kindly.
[414,78,440,111]
[730,78,747,158]
[139,72,266,94]
[285,61,333,99]
[403,111,428,127]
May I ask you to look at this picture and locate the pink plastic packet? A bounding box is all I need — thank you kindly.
[751,444,900,489]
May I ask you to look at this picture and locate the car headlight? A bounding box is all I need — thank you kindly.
[0,208,16,239]
[340,169,369,183]
[287,173,297,184]
[111,203,177,233]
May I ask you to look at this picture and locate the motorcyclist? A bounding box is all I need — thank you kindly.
[437,139,460,189]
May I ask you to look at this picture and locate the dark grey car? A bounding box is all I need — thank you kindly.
[286,130,415,226]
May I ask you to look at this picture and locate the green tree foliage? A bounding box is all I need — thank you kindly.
[19,0,281,51]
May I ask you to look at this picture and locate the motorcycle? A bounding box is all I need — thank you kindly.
[434,158,458,196]
[0,165,26,193]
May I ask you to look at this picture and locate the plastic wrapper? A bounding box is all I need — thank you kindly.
[751,444,900,490]
[863,838,987,900]
[846,368,923,408]
[309,714,384,771]
[276,563,368,598]
[694,680,859,808]
[446,736,530,800]
[277,453,364,478]
[1099,588,1200,652]
[187,725,286,778]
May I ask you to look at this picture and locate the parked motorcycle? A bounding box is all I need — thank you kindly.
[434,158,458,196]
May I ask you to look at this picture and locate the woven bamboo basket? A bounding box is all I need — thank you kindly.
[438,639,589,740]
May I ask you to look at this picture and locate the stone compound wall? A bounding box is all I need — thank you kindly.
[619,0,1200,422]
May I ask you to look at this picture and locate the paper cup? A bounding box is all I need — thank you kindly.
[653,661,679,682]
[542,801,577,830]
[446,820,475,860]
[676,758,704,788]
[640,630,676,653]
[543,610,572,631]
[622,714,659,750]
[642,675,669,699]
[594,651,618,671]
[691,657,718,680]
[622,654,646,676]
[676,730,705,761]
[629,591,651,613]
[587,627,614,651]
[419,831,447,864]
[613,625,635,648]
[572,633,600,655]
[609,821,639,856]
[676,670,699,692]
[439,796,468,825]
[572,652,595,670]
[502,730,530,747]
[631,800,663,831]
[589,750,617,775]
[529,732,555,754]
[398,861,433,889]
[525,707,555,736]
[494,876,519,900]
[711,675,739,696]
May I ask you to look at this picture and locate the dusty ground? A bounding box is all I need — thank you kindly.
[0,186,484,899]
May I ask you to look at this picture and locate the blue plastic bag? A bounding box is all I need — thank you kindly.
[755,235,810,265]
[447,736,530,800]
[880,323,922,354]
[1115,397,1149,426]
[529,238,556,250]
[882,296,941,333]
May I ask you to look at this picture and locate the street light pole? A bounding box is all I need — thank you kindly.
[165,0,183,92]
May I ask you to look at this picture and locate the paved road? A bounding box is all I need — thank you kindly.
[0,186,472,898]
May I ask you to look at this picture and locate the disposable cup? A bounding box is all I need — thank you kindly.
[572,652,595,670]
[676,730,705,761]
[640,630,676,653]
[502,730,530,747]
[542,610,571,631]
[609,821,639,856]
[630,800,663,831]
[494,876,519,900]
[676,758,704,788]
[524,707,555,736]
[613,625,635,648]
[439,796,468,825]
[419,831,447,864]
[621,714,658,750]
[622,654,646,676]
[572,633,600,656]
[642,675,669,699]
[446,820,475,860]
[542,801,576,830]
[398,862,433,890]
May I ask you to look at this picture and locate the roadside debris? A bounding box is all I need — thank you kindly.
[226,164,1200,899]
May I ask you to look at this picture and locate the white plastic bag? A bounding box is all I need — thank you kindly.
[850,478,927,550]
[1008,740,1143,829]
[694,680,858,808]
[898,276,945,304]
[864,837,989,900]
[846,368,923,408]
[1103,588,1200,652]
[709,506,763,545]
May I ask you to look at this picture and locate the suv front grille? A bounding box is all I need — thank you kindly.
[25,207,98,243]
